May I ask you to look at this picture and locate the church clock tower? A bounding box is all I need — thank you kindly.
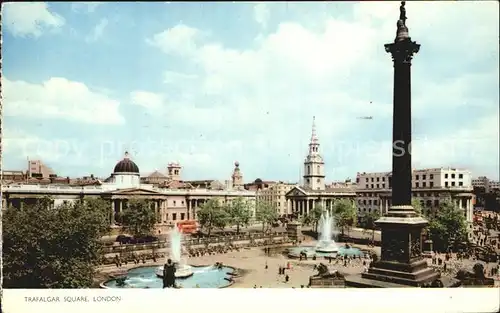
[303,116,325,190]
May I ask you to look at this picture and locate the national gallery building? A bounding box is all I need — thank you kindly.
[1,153,256,227]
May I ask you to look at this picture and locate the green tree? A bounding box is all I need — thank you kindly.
[197,198,227,237]
[427,199,468,252]
[3,196,110,288]
[225,197,252,234]
[121,198,156,237]
[255,201,278,232]
[309,204,324,233]
[332,199,357,237]
[363,210,380,245]
[412,198,424,216]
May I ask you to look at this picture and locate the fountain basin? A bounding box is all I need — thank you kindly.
[104,265,235,288]
[288,245,364,258]
[315,241,339,253]
[155,263,194,279]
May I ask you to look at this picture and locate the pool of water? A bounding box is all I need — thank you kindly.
[288,246,365,258]
[104,265,235,289]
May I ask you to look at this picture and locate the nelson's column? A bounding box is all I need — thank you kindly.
[345,2,459,288]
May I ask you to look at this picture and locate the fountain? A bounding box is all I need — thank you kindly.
[287,210,363,258]
[103,226,237,288]
[155,226,194,279]
[314,210,339,253]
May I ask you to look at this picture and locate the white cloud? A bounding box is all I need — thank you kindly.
[254,3,270,29]
[146,24,202,55]
[130,91,165,110]
[71,2,103,13]
[2,77,125,125]
[2,2,65,38]
[85,18,109,42]
[146,2,499,180]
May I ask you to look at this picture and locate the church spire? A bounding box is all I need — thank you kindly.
[309,116,319,154]
[303,116,325,191]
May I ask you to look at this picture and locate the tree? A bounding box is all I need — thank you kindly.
[427,199,468,252]
[3,196,110,288]
[412,198,424,216]
[332,199,357,237]
[255,201,278,232]
[309,204,324,233]
[363,210,380,245]
[197,198,227,237]
[225,197,252,234]
[121,198,156,237]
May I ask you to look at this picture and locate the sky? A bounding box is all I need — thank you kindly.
[2,1,499,182]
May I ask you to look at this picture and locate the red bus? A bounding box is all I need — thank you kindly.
[176,220,198,234]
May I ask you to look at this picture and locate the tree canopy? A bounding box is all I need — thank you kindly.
[332,199,357,236]
[225,197,252,234]
[255,201,278,232]
[427,199,468,252]
[361,210,380,244]
[197,198,228,237]
[309,204,324,233]
[3,196,110,288]
[120,198,157,237]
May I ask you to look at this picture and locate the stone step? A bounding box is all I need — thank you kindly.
[367,266,438,281]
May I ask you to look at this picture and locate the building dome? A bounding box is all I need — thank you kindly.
[113,152,140,174]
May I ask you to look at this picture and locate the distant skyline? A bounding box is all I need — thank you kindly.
[2,2,499,181]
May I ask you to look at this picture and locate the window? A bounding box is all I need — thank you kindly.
[371,184,374,188]
[423,182,426,187]
[369,200,372,205]
[459,174,463,179]
[376,184,379,188]
[371,178,374,182]
[356,178,360,183]
[423,175,426,180]
[451,174,455,179]
[459,182,463,186]
[445,182,449,187]
[430,182,434,188]
[445,174,448,178]
[181,201,184,205]
[416,182,419,188]
[307,178,310,184]
[181,213,185,220]
[365,184,369,189]
[376,177,380,182]
[173,200,176,206]
[308,166,310,174]
[426,200,432,207]
[382,184,385,189]
[172,213,177,221]
[451,182,456,186]
[366,178,369,182]
[416,175,419,180]
[382,177,386,181]
[363,200,367,205]
[430,174,434,179]
[374,200,378,205]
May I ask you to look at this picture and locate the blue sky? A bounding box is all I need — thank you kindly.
[2,2,499,181]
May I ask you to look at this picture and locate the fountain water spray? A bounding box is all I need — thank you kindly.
[155,226,194,278]
[169,225,183,264]
[315,210,339,253]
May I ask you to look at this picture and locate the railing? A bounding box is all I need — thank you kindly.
[102,232,289,254]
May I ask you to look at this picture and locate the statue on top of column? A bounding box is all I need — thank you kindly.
[399,1,407,25]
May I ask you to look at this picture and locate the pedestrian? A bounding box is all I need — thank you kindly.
[285,274,289,283]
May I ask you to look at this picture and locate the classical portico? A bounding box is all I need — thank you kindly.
[106,188,167,225]
[286,186,356,216]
